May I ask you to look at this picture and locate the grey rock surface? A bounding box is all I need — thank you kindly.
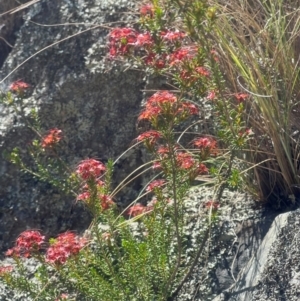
[224,211,289,301]
[0,1,25,67]
[221,208,300,301]
[0,0,144,255]
[175,186,278,301]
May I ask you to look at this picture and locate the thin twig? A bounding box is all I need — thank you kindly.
[164,139,183,299]
[237,75,273,98]
[0,36,13,48]
[0,0,40,17]
[9,0,41,15]
[0,24,110,84]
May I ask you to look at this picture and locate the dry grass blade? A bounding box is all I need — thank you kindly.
[0,0,40,17]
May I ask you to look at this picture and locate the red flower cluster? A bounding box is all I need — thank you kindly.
[140,4,154,17]
[76,191,90,201]
[179,102,199,115]
[138,91,198,123]
[109,28,137,57]
[152,161,162,170]
[138,91,175,121]
[77,179,104,201]
[99,194,114,210]
[6,230,45,258]
[77,179,114,211]
[176,152,195,169]
[205,200,220,210]
[196,163,209,174]
[210,49,219,62]
[76,159,106,181]
[108,25,187,65]
[161,30,186,42]
[147,90,177,106]
[144,52,166,69]
[125,203,152,217]
[41,128,62,148]
[55,293,68,301]
[234,93,249,103]
[157,146,171,156]
[77,191,114,210]
[207,90,216,100]
[136,130,162,148]
[146,179,166,192]
[179,70,194,82]
[168,46,198,66]
[193,137,217,159]
[179,66,210,86]
[195,66,210,77]
[125,197,174,218]
[135,32,153,47]
[0,266,13,276]
[175,152,209,179]
[46,232,86,265]
[156,145,180,159]
[109,28,137,42]
[10,80,30,93]
[193,137,217,151]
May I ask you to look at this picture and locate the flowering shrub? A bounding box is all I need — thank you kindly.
[0,0,296,299]
[0,0,255,300]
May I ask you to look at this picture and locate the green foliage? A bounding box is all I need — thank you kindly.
[228,168,242,189]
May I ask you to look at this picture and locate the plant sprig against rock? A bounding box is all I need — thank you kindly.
[1,82,77,195]
[0,0,255,300]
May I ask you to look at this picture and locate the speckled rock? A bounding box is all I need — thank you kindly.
[218,208,300,301]
[0,1,25,67]
[0,0,144,256]
[174,186,279,301]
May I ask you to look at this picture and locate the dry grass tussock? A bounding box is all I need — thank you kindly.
[211,0,300,204]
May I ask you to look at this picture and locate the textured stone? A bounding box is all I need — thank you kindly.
[173,186,278,301]
[0,0,144,256]
[225,208,300,301]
